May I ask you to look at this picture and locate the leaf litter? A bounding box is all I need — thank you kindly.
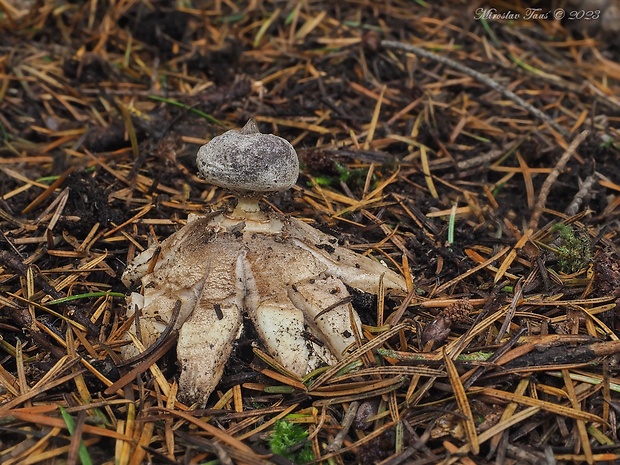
[1,1,620,464]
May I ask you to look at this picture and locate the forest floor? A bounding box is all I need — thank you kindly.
[1,1,620,464]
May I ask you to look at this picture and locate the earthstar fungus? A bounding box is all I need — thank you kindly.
[122,119,407,406]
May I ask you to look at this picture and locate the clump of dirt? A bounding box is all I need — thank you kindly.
[58,171,123,236]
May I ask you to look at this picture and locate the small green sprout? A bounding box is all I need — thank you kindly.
[600,138,620,150]
[59,406,93,465]
[310,162,375,189]
[492,182,506,197]
[447,202,457,245]
[269,420,314,464]
[551,223,592,274]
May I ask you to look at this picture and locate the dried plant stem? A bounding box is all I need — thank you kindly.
[529,129,590,229]
[326,401,359,453]
[564,174,598,216]
[380,40,569,138]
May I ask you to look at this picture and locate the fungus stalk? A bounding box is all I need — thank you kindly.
[234,196,261,214]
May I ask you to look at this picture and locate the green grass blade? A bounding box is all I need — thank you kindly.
[59,406,94,465]
[148,95,224,125]
[47,291,125,306]
[447,203,457,245]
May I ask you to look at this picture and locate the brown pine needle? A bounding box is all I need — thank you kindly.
[444,350,479,455]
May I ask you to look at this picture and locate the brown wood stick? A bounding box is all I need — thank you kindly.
[529,129,590,230]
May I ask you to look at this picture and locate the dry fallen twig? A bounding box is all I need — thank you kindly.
[381,39,570,138]
[529,129,590,229]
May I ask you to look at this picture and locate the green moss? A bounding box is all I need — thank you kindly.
[309,162,375,190]
[551,223,592,274]
[269,420,314,464]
